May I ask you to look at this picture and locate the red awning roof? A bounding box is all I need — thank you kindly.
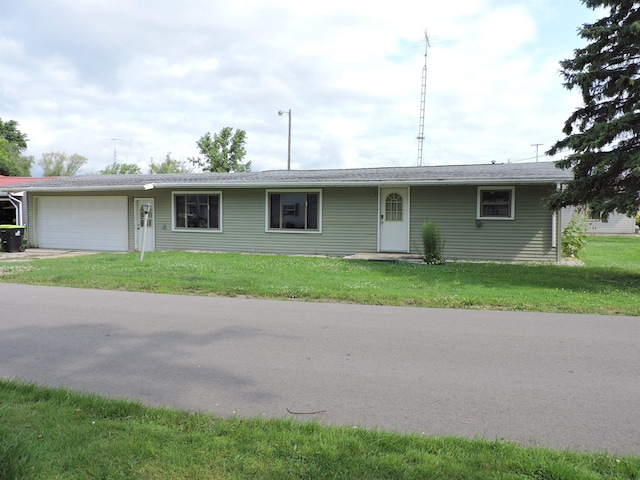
[0,176,50,187]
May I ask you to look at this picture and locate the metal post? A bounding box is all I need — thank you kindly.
[278,109,292,170]
[139,203,151,262]
[287,109,291,171]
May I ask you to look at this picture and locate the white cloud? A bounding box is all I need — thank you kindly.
[0,0,603,175]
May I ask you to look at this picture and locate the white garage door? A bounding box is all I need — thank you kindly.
[37,196,129,251]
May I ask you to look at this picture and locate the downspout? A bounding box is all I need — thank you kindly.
[554,183,562,263]
[7,193,23,226]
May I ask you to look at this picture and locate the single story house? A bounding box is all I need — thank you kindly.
[0,162,574,262]
[561,205,637,235]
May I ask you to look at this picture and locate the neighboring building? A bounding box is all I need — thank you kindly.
[0,162,574,262]
[561,205,637,235]
[0,176,49,225]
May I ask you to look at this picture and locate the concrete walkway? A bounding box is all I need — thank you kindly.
[0,248,103,262]
[343,252,425,263]
[1,283,638,454]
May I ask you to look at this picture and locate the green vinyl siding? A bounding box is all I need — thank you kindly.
[409,185,558,262]
[156,187,378,256]
[24,183,558,262]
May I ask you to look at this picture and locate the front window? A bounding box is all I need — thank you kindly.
[173,193,221,230]
[477,187,515,219]
[268,191,320,231]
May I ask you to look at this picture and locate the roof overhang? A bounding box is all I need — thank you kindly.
[0,163,573,193]
[6,179,568,193]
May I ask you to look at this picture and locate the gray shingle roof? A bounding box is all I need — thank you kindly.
[1,162,572,192]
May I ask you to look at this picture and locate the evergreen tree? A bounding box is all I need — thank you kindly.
[547,1,640,218]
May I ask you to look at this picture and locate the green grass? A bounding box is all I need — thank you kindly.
[0,237,640,315]
[1,236,639,316]
[1,380,638,480]
[1,238,639,477]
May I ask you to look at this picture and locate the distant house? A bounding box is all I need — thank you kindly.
[0,162,574,262]
[0,176,49,225]
[561,205,637,235]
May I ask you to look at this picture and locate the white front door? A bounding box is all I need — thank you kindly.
[379,188,409,252]
[134,198,155,252]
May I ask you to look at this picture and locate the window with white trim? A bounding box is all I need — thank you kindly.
[267,190,320,231]
[385,193,403,221]
[477,187,515,219]
[173,192,221,230]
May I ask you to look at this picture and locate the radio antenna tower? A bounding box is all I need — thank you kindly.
[104,138,122,162]
[417,30,430,166]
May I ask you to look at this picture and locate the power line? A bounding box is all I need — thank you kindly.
[531,143,543,162]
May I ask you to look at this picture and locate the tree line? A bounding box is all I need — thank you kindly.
[0,122,250,176]
[100,127,251,175]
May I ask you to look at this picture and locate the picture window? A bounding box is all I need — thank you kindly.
[173,193,221,230]
[267,191,320,231]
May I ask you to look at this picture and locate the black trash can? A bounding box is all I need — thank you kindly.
[0,225,26,253]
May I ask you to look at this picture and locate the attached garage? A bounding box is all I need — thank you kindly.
[35,196,129,251]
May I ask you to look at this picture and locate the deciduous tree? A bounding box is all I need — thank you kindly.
[0,118,33,176]
[546,0,640,218]
[0,139,34,176]
[39,152,87,176]
[189,127,251,173]
[149,153,191,173]
[0,118,28,152]
[100,162,142,174]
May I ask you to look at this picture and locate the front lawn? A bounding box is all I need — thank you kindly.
[1,236,638,315]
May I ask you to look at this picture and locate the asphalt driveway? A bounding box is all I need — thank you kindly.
[1,283,638,454]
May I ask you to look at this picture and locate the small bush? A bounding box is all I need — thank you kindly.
[562,208,587,257]
[421,222,445,264]
[635,211,640,228]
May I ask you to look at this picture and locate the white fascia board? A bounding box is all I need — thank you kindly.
[7,178,569,193]
[151,179,568,189]
[15,185,153,192]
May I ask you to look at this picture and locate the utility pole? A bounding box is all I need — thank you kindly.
[105,138,122,162]
[531,143,543,162]
[278,109,292,170]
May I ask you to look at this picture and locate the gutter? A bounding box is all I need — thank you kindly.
[7,193,23,226]
[7,184,155,193]
[555,183,563,264]
[5,178,572,192]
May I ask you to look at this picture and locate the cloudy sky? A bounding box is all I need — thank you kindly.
[1,0,603,176]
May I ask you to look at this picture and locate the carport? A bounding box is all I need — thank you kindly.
[0,192,23,225]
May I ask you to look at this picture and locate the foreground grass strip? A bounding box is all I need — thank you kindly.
[1,236,639,316]
[1,380,638,480]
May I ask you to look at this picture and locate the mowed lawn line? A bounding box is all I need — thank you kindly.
[0,236,638,315]
[1,380,638,480]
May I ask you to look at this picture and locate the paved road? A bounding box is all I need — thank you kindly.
[1,283,638,454]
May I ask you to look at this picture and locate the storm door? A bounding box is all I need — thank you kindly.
[379,188,409,252]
